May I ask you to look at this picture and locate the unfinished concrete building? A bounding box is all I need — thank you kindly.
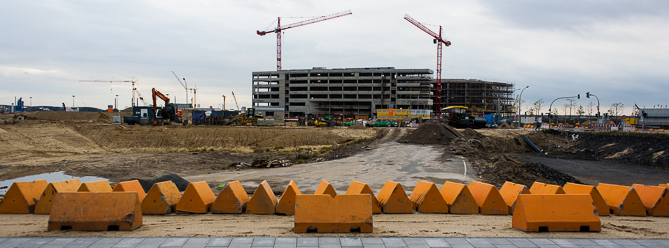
[435,79,515,115]
[252,67,434,118]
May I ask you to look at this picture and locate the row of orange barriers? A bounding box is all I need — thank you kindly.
[0,179,667,233]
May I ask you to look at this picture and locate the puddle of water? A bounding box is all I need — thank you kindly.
[0,171,109,195]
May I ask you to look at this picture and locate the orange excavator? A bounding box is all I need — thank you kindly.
[152,88,182,125]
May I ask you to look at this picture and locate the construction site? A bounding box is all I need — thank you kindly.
[1,6,669,248]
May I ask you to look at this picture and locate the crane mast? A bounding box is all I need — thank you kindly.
[231,91,240,111]
[404,14,451,115]
[257,10,352,70]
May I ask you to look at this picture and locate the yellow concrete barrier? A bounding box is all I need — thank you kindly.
[295,194,372,233]
[597,183,646,216]
[563,182,609,216]
[246,180,278,214]
[346,181,381,214]
[276,180,302,215]
[409,181,448,213]
[632,184,669,217]
[176,181,216,214]
[529,182,565,194]
[376,180,413,214]
[440,181,478,214]
[35,179,82,215]
[211,181,249,214]
[78,180,113,192]
[512,194,601,232]
[48,192,142,231]
[314,180,337,197]
[499,181,530,214]
[0,180,48,214]
[113,180,146,202]
[468,181,508,215]
[141,181,182,215]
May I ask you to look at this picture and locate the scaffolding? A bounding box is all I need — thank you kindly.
[436,79,515,115]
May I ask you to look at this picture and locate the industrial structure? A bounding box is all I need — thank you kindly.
[252,67,434,118]
[435,79,515,115]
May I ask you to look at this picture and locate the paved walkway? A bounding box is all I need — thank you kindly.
[0,237,667,248]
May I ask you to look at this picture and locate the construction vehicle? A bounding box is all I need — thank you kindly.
[228,108,262,125]
[123,88,181,125]
[442,106,487,129]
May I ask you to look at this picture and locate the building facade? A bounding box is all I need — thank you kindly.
[252,67,434,118]
[435,79,515,115]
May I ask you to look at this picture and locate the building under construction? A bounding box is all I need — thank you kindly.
[252,67,434,118]
[435,79,515,115]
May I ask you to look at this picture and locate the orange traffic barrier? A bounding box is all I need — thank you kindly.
[512,194,601,232]
[499,181,530,214]
[211,181,249,214]
[246,180,278,214]
[468,181,508,215]
[314,180,337,197]
[176,181,216,214]
[113,180,146,202]
[295,194,372,233]
[0,180,48,214]
[345,181,381,214]
[78,180,112,192]
[440,181,478,214]
[409,181,448,213]
[141,181,182,215]
[376,180,413,214]
[563,182,609,216]
[48,192,142,231]
[659,184,669,189]
[632,184,669,217]
[276,180,301,215]
[597,183,646,216]
[35,179,82,215]
[529,182,565,194]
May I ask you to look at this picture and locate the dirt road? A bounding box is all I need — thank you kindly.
[187,128,478,193]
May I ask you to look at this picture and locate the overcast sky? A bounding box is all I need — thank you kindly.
[2,0,668,115]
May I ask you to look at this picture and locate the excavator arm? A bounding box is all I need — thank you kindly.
[152,88,171,115]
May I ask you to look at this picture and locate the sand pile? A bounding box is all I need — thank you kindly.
[399,120,463,144]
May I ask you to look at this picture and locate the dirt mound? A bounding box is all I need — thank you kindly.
[472,154,582,187]
[20,111,126,122]
[400,120,463,144]
[498,122,512,129]
[463,128,485,139]
[131,174,191,192]
[563,132,669,168]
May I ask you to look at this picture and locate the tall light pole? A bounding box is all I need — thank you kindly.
[30,97,32,108]
[222,95,226,110]
[115,95,119,112]
[586,92,600,119]
[72,95,75,109]
[548,94,580,127]
[517,86,529,128]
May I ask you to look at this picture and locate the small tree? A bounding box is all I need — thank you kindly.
[586,101,594,116]
[532,98,544,115]
[609,102,625,117]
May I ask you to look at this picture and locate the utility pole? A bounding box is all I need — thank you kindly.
[72,95,75,109]
[115,95,119,112]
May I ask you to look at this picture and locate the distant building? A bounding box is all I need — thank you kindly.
[434,79,515,115]
[252,67,434,118]
[638,107,669,127]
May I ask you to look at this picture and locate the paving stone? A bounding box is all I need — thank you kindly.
[274,244,297,248]
[231,238,254,244]
[0,239,7,245]
[90,238,123,248]
[208,238,233,247]
[382,238,407,247]
[361,239,384,245]
[528,239,555,246]
[160,238,189,247]
[547,239,578,247]
[424,238,449,248]
[228,244,252,248]
[592,240,622,248]
[0,239,32,248]
[340,238,363,247]
[276,238,297,244]
[568,239,598,246]
[610,239,640,246]
[319,244,342,248]
[297,238,318,247]
[18,238,55,248]
[485,239,510,246]
[465,238,494,247]
[403,239,426,245]
[40,238,77,248]
[184,238,211,248]
[253,238,275,247]
[319,238,340,245]
[361,244,385,248]
[444,239,469,246]
[114,238,146,247]
[136,238,168,248]
[506,238,537,248]
[66,238,101,248]
[449,245,474,248]
[492,245,517,248]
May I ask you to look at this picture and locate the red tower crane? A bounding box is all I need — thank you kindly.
[257,10,353,71]
[404,14,451,115]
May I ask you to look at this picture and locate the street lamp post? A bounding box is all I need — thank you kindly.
[30,97,32,109]
[548,94,580,128]
[586,92,600,120]
[517,86,529,128]
[222,95,226,110]
[115,95,119,112]
[72,95,75,110]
